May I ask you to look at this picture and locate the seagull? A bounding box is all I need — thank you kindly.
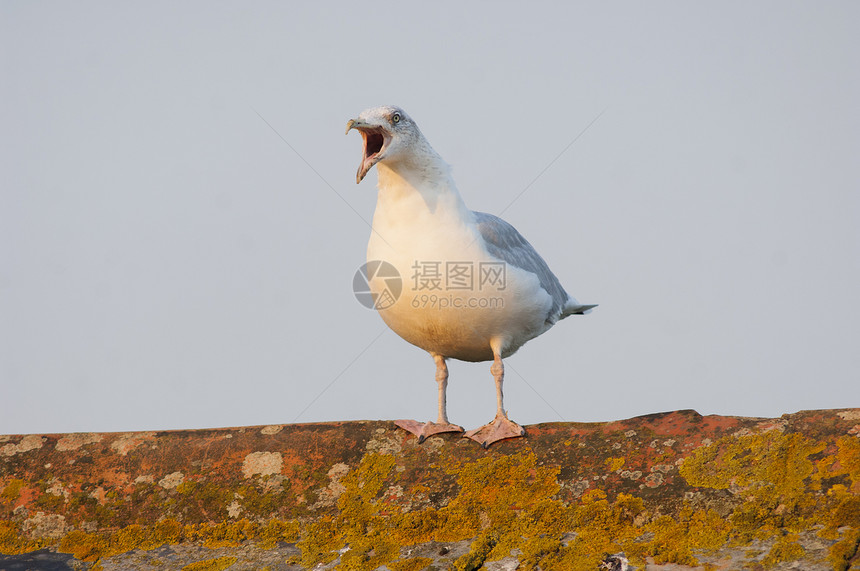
[346,105,596,448]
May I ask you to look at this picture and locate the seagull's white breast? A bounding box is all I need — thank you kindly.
[367,165,554,362]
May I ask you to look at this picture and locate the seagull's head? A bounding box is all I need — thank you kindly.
[346,105,422,184]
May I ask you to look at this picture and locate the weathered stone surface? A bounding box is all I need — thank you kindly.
[1,409,859,570]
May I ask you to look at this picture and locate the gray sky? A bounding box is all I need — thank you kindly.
[2,2,858,435]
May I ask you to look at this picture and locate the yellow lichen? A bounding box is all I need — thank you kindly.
[181,556,238,571]
[257,519,300,549]
[678,429,860,568]
[640,505,730,566]
[175,481,197,495]
[41,517,296,563]
[1,478,26,503]
[829,526,860,571]
[298,453,400,570]
[0,520,45,555]
[297,451,574,570]
[187,519,259,548]
[680,431,822,494]
[58,530,108,562]
[679,430,824,538]
[518,535,565,569]
[296,517,339,568]
[111,525,159,553]
[605,457,625,472]
[153,518,184,544]
[452,530,497,570]
[762,534,805,568]
[562,489,643,566]
[387,556,433,571]
[431,452,573,569]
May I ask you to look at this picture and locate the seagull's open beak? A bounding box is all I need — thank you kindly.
[346,119,389,184]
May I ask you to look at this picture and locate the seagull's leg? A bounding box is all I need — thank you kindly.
[394,353,463,442]
[492,356,505,416]
[464,347,526,448]
[434,354,452,424]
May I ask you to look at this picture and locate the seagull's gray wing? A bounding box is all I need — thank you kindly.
[475,211,583,322]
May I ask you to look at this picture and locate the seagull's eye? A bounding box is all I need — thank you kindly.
[391,113,401,124]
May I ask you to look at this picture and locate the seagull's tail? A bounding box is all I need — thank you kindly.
[562,297,597,318]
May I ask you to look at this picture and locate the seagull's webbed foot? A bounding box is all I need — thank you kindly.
[464,412,526,448]
[394,419,464,443]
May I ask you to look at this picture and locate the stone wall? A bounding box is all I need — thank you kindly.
[2,409,859,570]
